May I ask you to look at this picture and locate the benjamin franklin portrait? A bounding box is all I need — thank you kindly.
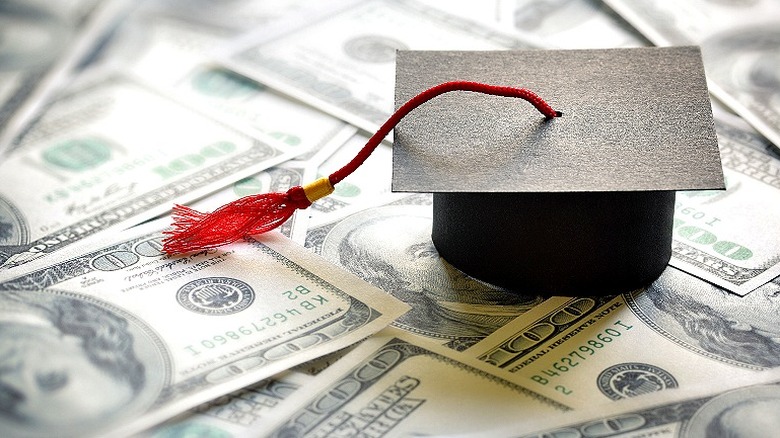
[629,266,780,368]
[0,288,168,437]
[317,203,544,347]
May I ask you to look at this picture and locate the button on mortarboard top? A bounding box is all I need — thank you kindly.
[393,47,725,295]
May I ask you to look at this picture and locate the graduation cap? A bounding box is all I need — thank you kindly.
[161,46,723,295]
[393,47,724,294]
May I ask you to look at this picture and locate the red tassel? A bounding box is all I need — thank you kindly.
[162,81,560,255]
[162,186,311,254]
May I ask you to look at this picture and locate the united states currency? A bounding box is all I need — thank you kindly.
[0,221,408,437]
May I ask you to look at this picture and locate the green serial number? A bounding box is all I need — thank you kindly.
[530,320,633,396]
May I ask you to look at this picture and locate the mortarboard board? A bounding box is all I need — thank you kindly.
[393,47,724,295]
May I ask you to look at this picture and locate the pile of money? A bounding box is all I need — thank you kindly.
[1,1,779,436]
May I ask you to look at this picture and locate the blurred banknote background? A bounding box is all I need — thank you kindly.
[1,0,780,437]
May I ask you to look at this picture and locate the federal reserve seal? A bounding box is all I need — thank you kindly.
[597,362,678,400]
[343,35,408,63]
[177,277,254,315]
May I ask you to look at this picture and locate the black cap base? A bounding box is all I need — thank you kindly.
[431,191,675,295]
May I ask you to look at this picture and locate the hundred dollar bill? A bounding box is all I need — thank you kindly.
[306,193,547,350]
[140,373,306,438]
[669,118,780,295]
[141,347,357,437]
[0,0,132,156]
[603,0,780,150]
[96,7,359,163]
[496,0,648,48]
[0,220,409,437]
[97,10,235,87]
[468,266,780,408]
[254,328,570,437]
[0,72,304,271]
[468,365,780,438]
[169,66,356,163]
[95,0,336,86]
[223,0,537,134]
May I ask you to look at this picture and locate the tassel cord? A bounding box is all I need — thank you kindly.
[328,81,560,185]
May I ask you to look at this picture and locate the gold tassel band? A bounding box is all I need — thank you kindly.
[302,177,335,203]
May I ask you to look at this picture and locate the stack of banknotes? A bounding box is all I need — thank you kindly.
[1,0,780,436]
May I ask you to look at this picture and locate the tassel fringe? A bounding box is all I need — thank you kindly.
[162,187,310,254]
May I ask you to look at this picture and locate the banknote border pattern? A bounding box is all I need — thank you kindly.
[269,337,570,437]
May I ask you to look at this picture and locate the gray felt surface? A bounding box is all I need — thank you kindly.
[392,47,725,193]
